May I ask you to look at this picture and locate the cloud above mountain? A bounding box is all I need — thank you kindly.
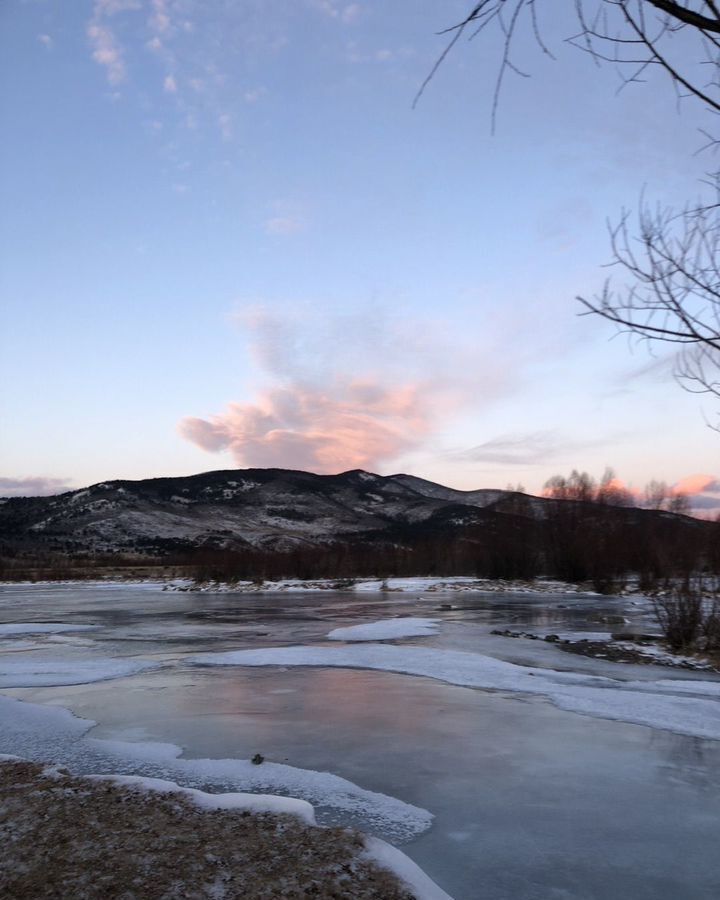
[179,303,517,474]
[180,380,429,472]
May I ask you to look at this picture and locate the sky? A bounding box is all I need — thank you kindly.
[1,0,719,513]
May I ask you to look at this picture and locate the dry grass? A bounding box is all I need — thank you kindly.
[0,760,415,900]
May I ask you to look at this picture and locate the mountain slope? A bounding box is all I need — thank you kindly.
[0,468,505,556]
[0,468,711,573]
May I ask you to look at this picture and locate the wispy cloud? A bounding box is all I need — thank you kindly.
[454,430,606,466]
[672,473,720,495]
[310,1,363,24]
[217,112,232,140]
[243,88,266,104]
[345,42,412,64]
[178,303,514,474]
[87,21,126,85]
[687,494,720,511]
[0,477,74,498]
[149,0,171,35]
[87,0,141,86]
[264,215,305,236]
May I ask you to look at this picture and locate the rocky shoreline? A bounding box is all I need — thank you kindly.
[490,629,719,672]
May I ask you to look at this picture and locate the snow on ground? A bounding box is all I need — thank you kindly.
[2,759,436,900]
[180,576,598,595]
[0,623,100,635]
[88,774,316,824]
[614,641,717,669]
[328,618,439,642]
[362,836,453,900]
[93,774,452,898]
[93,736,433,839]
[0,580,185,590]
[0,657,160,688]
[0,695,432,841]
[190,644,720,742]
[551,632,614,642]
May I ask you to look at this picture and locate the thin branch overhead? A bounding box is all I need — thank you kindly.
[416,2,720,428]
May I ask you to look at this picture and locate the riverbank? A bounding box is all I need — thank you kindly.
[0,758,449,900]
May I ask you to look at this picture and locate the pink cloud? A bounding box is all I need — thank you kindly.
[178,302,519,475]
[86,1,142,86]
[179,381,430,473]
[672,473,720,496]
[87,22,126,84]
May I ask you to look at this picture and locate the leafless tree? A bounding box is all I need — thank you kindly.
[644,478,670,509]
[578,198,720,428]
[596,466,635,506]
[544,469,597,501]
[643,477,691,512]
[420,2,720,425]
[653,587,704,651]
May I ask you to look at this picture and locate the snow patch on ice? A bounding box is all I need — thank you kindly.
[327,618,439,642]
[0,695,95,741]
[0,657,159,688]
[190,644,720,742]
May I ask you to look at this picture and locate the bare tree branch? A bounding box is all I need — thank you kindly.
[418,2,720,427]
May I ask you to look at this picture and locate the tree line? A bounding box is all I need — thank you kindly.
[542,468,691,515]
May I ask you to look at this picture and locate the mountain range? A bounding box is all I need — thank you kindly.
[0,468,545,556]
[0,467,704,563]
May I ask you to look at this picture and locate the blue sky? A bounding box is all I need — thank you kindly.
[1,0,718,508]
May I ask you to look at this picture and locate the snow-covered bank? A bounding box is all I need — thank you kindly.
[491,629,719,672]
[1,758,449,900]
[190,644,720,742]
[88,772,316,823]
[175,575,600,595]
[363,836,453,900]
[0,579,189,589]
[92,775,451,899]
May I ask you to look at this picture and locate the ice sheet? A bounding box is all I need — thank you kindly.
[327,617,439,641]
[0,657,159,688]
[0,623,100,635]
[190,644,720,741]
[0,695,432,841]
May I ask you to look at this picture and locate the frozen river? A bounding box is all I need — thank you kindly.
[1,582,720,899]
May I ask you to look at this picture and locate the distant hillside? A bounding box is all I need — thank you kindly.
[1,467,716,585]
[0,468,523,555]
